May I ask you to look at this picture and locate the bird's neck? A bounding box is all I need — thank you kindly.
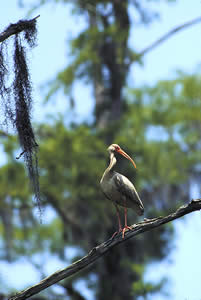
[102,153,117,180]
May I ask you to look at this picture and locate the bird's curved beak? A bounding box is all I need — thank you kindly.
[117,148,137,168]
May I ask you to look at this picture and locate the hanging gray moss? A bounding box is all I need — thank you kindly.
[0,16,42,216]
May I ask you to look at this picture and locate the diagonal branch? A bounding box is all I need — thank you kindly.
[136,16,201,59]
[0,15,40,43]
[9,198,201,300]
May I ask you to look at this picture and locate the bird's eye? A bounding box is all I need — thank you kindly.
[115,145,120,151]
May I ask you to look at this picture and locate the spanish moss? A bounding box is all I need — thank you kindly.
[0,17,42,217]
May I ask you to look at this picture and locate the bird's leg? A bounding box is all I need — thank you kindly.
[122,200,132,238]
[111,204,122,239]
[116,205,122,232]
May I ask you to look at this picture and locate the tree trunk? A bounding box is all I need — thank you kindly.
[88,0,130,129]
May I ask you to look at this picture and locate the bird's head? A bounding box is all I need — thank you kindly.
[107,144,121,153]
[107,144,137,168]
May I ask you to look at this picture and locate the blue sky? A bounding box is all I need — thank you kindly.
[0,0,201,299]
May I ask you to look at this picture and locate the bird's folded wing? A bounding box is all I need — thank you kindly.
[114,173,144,215]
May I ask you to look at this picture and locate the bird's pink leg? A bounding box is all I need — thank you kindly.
[117,206,122,232]
[111,205,122,239]
[122,202,132,239]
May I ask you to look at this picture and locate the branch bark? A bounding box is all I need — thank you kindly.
[0,15,40,43]
[9,198,201,300]
[136,16,201,59]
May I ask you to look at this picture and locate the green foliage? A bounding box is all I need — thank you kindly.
[2,70,201,297]
[0,136,30,200]
[38,121,112,245]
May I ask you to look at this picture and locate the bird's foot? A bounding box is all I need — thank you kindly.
[111,225,134,239]
[122,225,132,239]
[111,229,122,239]
[111,231,118,239]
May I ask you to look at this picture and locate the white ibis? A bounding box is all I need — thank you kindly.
[100,144,144,238]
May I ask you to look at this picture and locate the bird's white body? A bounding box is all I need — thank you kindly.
[100,170,144,216]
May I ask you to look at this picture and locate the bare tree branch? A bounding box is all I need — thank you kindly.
[136,16,201,59]
[0,15,40,43]
[9,198,201,300]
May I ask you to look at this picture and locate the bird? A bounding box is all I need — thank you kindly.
[100,144,144,238]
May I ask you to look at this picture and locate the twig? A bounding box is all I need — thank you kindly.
[0,15,40,43]
[9,198,201,300]
[16,150,26,160]
[136,16,201,59]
